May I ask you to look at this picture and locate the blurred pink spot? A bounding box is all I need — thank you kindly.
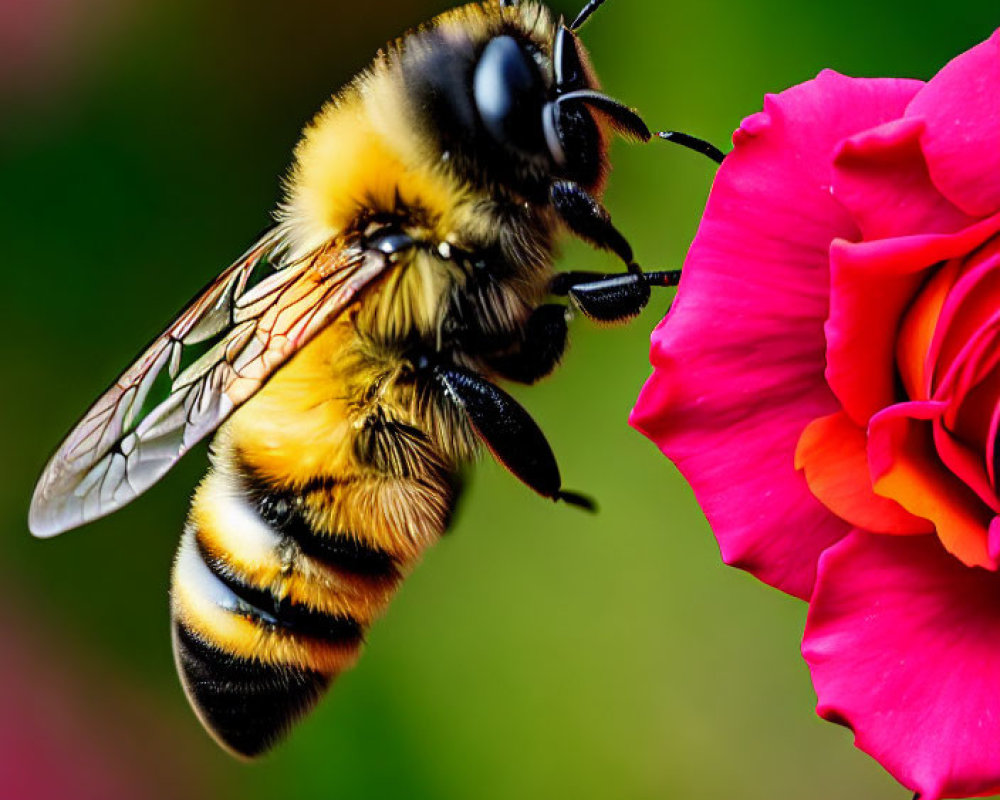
[0,595,211,800]
[0,0,133,99]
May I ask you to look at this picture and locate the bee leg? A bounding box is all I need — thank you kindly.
[550,180,634,266]
[485,304,569,384]
[432,364,595,511]
[550,269,681,324]
[656,131,727,164]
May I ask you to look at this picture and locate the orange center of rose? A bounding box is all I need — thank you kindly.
[796,238,1000,570]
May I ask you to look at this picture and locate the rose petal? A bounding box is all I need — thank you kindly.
[633,72,922,599]
[954,363,1000,456]
[936,314,1000,414]
[826,211,1000,426]
[907,30,1000,218]
[830,211,1000,275]
[795,411,932,534]
[896,260,962,401]
[929,237,1000,397]
[932,420,1000,514]
[832,116,974,240]
[932,310,1000,500]
[989,516,1000,562]
[988,392,1000,492]
[868,401,995,568]
[937,312,1000,450]
[632,347,849,601]
[826,244,934,426]
[803,531,1000,800]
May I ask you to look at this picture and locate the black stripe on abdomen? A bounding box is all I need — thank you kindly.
[238,463,401,580]
[194,532,364,645]
[281,514,399,579]
[173,622,329,759]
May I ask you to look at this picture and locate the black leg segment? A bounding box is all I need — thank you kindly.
[550,180,633,265]
[657,131,727,165]
[551,269,681,323]
[486,303,569,384]
[433,364,595,511]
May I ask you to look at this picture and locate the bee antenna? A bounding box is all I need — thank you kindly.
[570,0,608,31]
[557,90,651,142]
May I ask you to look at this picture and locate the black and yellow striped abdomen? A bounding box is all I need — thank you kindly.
[171,313,468,757]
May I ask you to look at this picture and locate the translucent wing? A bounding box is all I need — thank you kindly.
[30,231,391,538]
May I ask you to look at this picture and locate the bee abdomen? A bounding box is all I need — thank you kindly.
[254,484,401,581]
[171,621,330,759]
[194,534,365,643]
[171,479,374,758]
[171,394,460,755]
[288,523,399,578]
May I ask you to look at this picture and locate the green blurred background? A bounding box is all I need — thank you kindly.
[1,0,996,797]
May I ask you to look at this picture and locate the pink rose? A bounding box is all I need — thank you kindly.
[631,31,1000,800]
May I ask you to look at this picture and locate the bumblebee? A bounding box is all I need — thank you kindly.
[29,0,720,758]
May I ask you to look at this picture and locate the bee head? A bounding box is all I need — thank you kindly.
[398,1,648,202]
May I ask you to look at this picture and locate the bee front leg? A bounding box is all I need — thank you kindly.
[431,363,595,511]
[550,180,635,266]
[550,269,681,324]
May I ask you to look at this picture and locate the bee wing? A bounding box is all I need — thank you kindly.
[30,231,390,538]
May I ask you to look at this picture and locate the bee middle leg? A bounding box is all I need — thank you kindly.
[550,269,681,324]
[484,303,569,384]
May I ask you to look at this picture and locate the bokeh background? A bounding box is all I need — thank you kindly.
[1,0,996,797]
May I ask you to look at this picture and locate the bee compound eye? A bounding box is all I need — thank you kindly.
[473,36,547,155]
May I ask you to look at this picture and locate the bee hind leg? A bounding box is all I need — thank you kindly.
[550,269,680,324]
[431,363,595,512]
